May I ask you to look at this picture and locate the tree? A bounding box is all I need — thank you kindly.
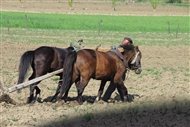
[112,0,116,11]
[19,0,25,8]
[150,0,160,12]
[68,0,74,10]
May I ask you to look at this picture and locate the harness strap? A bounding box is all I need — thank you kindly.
[110,47,128,68]
[110,46,124,60]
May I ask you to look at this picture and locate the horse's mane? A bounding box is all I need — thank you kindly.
[120,44,135,51]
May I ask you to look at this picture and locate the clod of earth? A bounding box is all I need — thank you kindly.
[0,94,17,105]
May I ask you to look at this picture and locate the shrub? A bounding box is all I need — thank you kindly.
[166,0,182,3]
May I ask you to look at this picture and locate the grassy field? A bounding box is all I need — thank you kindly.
[1,12,189,47]
[1,28,189,46]
[1,12,189,33]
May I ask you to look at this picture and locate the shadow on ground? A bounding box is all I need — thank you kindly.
[39,96,190,127]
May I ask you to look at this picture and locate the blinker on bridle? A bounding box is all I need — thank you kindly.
[131,51,139,64]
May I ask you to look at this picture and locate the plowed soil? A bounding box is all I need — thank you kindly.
[0,1,189,127]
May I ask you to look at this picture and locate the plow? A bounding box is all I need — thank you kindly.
[0,69,63,104]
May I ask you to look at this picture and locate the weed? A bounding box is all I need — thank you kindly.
[51,77,60,82]
[31,116,37,122]
[8,58,14,61]
[7,115,19,122]
[47,87,57,91]
[146,68,160,76]
[128,105,140,116]
[83,112,94,121]
[184,73,190,77]
[151,86,158,90]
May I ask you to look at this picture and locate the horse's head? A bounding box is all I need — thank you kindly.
[120,44,142,74]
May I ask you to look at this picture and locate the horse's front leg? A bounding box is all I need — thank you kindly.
[95,80,107,102]
[116,81,129,102]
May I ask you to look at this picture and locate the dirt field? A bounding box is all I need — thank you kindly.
[0,1,190,127]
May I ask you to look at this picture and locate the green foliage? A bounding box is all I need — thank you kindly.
[68,0,73,9]
[166,0,182,3]
[19,0,25,4]
[136,0,186,5]
[150,0,160,10]
[112,0,116,11]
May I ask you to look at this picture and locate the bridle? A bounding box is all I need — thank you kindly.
[130,49,141,69]
[131,51,139,64]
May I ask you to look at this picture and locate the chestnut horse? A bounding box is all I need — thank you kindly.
[58,44,142,105]
[17,46,74,103]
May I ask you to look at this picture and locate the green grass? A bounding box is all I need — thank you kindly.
[1,11,189,33]
[1,28,189,46]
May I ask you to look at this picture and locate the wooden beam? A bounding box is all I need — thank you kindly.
[8,68,63,93]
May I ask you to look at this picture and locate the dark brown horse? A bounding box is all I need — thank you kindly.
[58,44,142,105]
[17,46,74,103]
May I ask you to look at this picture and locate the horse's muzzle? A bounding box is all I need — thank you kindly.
[135,68,142,74]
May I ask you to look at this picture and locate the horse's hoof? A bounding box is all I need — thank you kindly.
[108,99,115,103]
[37,97,42,103]
[77,96,83,105]
[77,99,83,105]
[96,100,105,104]
[94,97,100,102]
[61,100,69,104]
[51,99,57,103]
[78,102,83,105]
[27,100,35,104]
[27,98,35,104]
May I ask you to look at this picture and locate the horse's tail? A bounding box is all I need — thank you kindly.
[17,51,34,84]
[59,50,77,98]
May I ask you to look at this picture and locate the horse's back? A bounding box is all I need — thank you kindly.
[34,46,54,62]
[76,49,119,80]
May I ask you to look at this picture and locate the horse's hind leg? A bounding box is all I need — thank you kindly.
[27,72,36,103]
[95,80,107,102]
[76,79,89,105]
[28,82,41,103]
[61,77,80,103]
[35,85,41,102]
[27,70,42,104]
[51,79,63,103]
